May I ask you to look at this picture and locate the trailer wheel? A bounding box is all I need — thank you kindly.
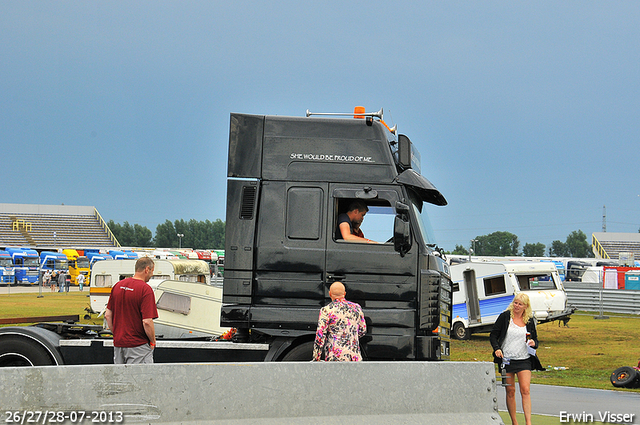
[0,336,54,367]
[452,322,470,340]
[610,366,638,388]
[280,341,314,362]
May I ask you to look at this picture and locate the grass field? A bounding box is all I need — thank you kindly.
[451,312,640,391]
[0,292,101,325]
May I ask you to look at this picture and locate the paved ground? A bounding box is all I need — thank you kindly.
[498,382,640,420]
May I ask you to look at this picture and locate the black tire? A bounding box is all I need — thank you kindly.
[452,322,470,340]
[0,336,54,367]
[610,366,638,388]
[281,341,314,362]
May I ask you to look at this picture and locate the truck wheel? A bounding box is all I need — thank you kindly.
[0,336,54,367]
[452,322,470,340]
[281,341,314,362]
[610,366,638,388]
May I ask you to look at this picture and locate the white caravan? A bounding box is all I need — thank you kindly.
[153,279,226,338]
[90,259,210,315]
[89,259,225,338]
[450,261,574,340]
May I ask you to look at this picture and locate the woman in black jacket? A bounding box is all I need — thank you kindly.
[490,293,544,425]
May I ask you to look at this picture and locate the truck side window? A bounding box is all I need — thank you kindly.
[334,198,395,243]
[286,187,323,240]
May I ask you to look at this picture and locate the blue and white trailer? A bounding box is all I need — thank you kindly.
[5,247,40,285]
[84,250,113,267]
[0,250,15,284]
[107,250,137,260]
[450,261,574,339]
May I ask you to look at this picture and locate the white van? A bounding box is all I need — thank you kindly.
[450,261,574,339]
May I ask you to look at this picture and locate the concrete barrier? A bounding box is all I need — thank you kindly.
[0,362,502,424]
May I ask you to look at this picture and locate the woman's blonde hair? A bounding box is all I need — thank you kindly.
[507,292,533,323]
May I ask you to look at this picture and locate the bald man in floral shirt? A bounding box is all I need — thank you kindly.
[312,281,367,361]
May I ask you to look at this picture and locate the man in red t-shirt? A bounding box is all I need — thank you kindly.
[105,257,158,364]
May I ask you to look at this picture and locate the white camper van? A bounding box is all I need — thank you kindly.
[450,261,574,340]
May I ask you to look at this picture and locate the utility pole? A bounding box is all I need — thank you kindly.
[602,205,606,232]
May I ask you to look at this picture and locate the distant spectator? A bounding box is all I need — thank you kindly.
[58,271,66,293]
[43,270,51,288]
[50,271,57,292]
[77,273,85,291]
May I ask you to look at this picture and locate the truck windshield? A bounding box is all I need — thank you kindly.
[0,259,12,267]
[24,258,39,267]
[409,192,437,246]
[77,257,90,268]
[55,260,69,270]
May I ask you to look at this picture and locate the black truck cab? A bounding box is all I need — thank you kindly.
[222,111,452,361]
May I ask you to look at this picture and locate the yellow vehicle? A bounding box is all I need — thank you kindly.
[62,249,90,286]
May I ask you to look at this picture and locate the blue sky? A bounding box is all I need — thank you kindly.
[2,2,639,252]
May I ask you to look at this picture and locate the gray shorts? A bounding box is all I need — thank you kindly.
[114,343,154,364]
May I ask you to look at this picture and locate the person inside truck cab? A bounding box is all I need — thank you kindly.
[335,201,375,243]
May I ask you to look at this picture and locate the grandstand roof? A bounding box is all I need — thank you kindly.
[592,232,640,243]
[0,203,119,250]
[592,232,640,261]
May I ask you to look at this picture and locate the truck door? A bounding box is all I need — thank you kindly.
[325,185,417,345]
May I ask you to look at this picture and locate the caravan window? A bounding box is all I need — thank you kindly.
[94,275,112,288]
[156,292,191,315]
[517,273,557,290]
[484,275,506,296]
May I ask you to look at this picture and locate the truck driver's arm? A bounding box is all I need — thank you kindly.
[339,222,376,243]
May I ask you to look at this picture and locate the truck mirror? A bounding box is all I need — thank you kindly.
[394,216,411,257]
[395,201,409,215]
[397,135,412,170]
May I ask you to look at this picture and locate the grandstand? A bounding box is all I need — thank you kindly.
[0,203,119,249]
[592,232,640,262]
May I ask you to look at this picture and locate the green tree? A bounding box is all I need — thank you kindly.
[565,230,593,258]
[154,220,177,248]
[450,244,469,255]
[154,218,225,249]
[133,224,153,247]
[549,240,568,257]
[107,220,153,247]
[523,242,545,257]
[474,231,520,256]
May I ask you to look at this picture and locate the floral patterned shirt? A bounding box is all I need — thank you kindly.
[312,298,367,361]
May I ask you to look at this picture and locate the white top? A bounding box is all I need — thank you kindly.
[501,318,529,360]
